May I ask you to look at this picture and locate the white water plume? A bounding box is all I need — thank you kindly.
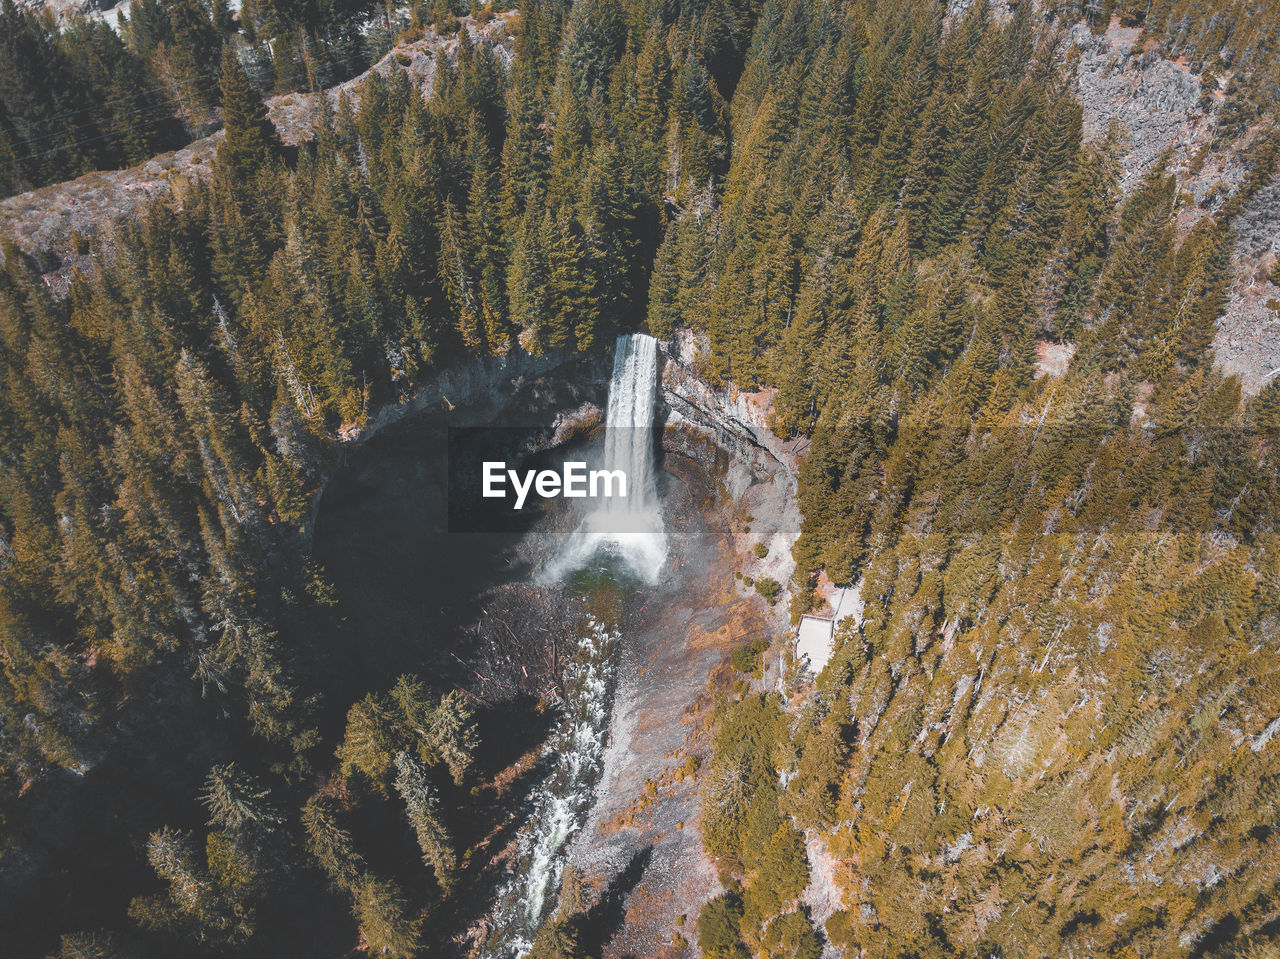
[542,333,667,584]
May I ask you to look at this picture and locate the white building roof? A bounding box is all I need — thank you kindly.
[796,614,835,675]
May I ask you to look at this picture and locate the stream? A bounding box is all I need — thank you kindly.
[481,617,619,956]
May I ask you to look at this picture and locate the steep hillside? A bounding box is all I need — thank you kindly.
[1,1,1279,958]
[1070,18,1280,393]
[0,12,516,294]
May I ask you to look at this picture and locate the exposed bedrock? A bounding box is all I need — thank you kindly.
[1218,173,1280,395]
[659,332,790,469]
[0,13,517,292]
[556,333,803,958]
[1071,23,1205,194]
[659,330,801,590]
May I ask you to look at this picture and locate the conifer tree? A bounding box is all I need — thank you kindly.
[215,45,283,183]
[200,762,283,835]
[131,827,245,943]
[425,689,478,786]
[302,792,364,891]
[527,919,584,959]
[336,691,398,792]
[354,874,421,959]
[393,751,457,894]
[508,204,552,352]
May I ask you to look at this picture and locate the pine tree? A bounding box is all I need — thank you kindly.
[464,116,510,354]
[527,919,585,959]
[200,762,282,835]
[354,874,421,959]
[646,223,681,339]
[546,213,601,351]
[302,792,365,891]
[393,751,457,894]
[214,44,282,183]
[336,692,398,792]
[508,205,552,352]
[696,892,747,959]
[132,827,244,942]
[425,689,478,786]
[437,199,483,353]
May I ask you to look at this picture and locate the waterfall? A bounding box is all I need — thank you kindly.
[600,333,661,523]
[543,333,667,583]
[476,336,664,956]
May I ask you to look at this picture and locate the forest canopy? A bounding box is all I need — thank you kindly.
[2,0,1280,955]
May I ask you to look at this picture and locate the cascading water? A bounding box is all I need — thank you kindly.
[543,333,668,584]
[482,618,619,958]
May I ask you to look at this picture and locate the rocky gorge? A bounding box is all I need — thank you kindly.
[306,332,808,957]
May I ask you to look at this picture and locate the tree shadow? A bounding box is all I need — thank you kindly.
[1191,911,1240,959]
[575,845,654,958]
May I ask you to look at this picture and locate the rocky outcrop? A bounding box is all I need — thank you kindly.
[358,344,606,440]
[801,830,845,959]
[1068,21,1280,395]
[659,330,791,470]
[658,329,802,595]
[1217,173,1280,395]
[15,0,101,17]
[1068,20,1251,235]
[0,137,218,290]
[1071,23,1214,196]
[944,0,1012,28]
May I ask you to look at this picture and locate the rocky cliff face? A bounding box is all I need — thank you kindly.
[659,330,791,471]
[308,343,610,537]
[358,342,606,439]
[659,330,802,594]
[1070,21,1280,394]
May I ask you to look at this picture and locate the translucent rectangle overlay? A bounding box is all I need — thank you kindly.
[446,426,662,533]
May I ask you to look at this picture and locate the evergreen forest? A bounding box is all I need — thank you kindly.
[2,0,1280,956]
